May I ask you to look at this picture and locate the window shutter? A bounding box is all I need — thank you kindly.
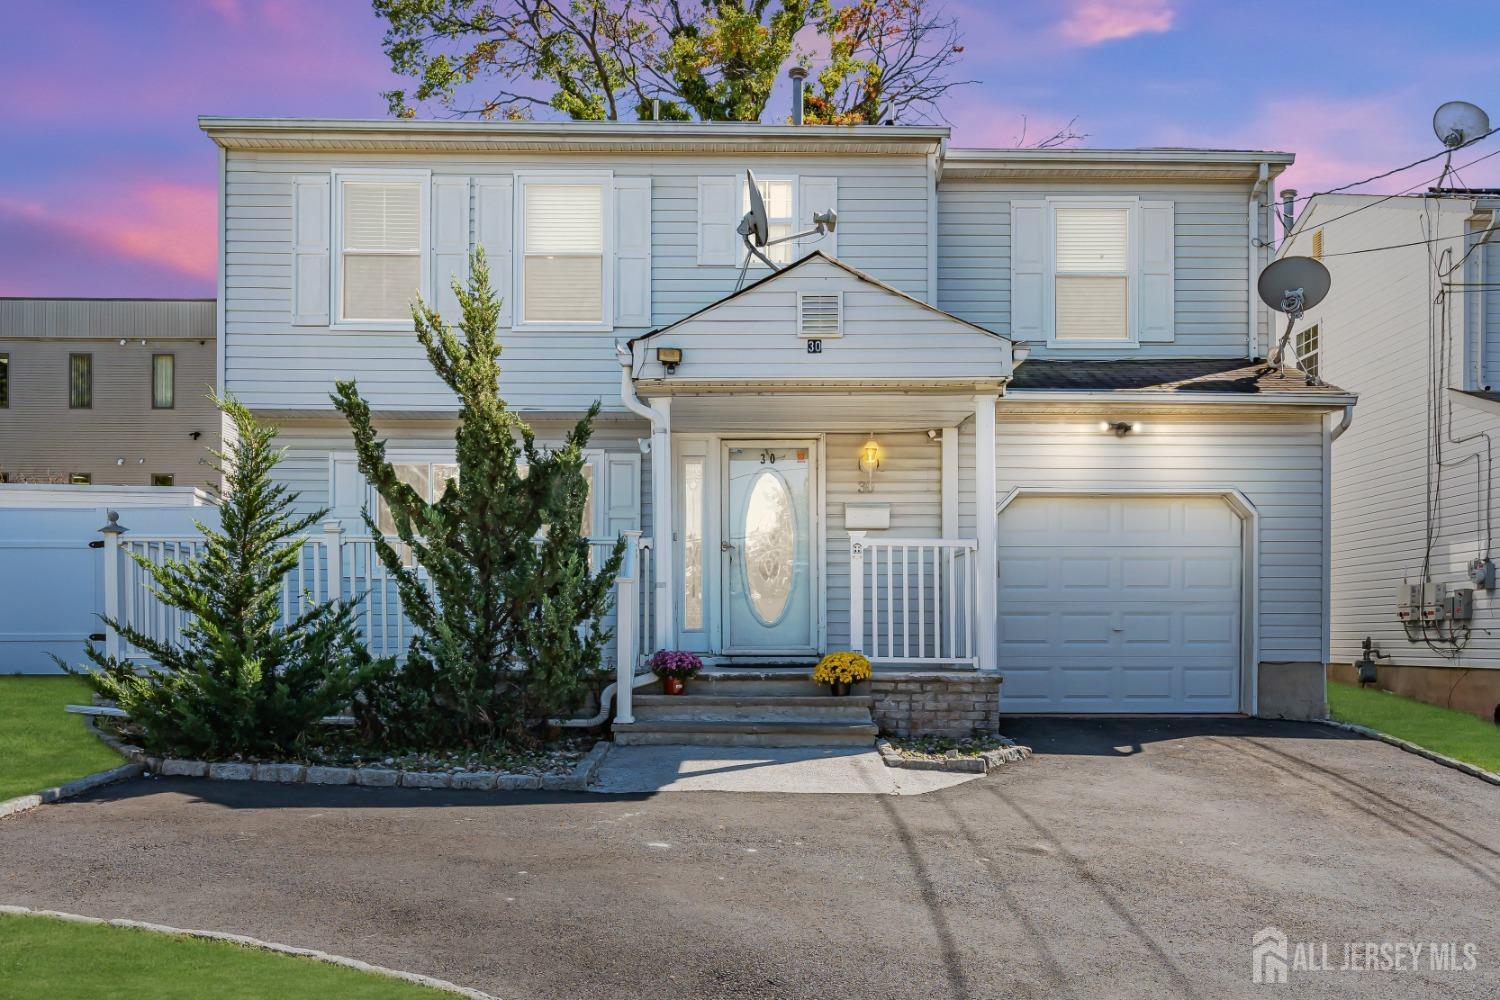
[797,176,838,258]
[431,176,471,322]
[697,176,739,265]
[614,176,652,328]
[475,176,515,327]
[329,455,365,523]
[291,175,331,326]
[1009,200,1047,342]
[605,452,641,537]
[1137,201,1175,343]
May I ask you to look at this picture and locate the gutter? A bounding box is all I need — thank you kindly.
[1329,402,1355,441]
[1002,389,1359,407]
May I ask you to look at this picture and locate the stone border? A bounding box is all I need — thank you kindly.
[0,905,497,999]
[1316,718,1500,787]
[876,738,1032,774]
[134,739,613,793]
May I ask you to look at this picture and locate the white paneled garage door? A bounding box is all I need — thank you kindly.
[997,495,1243,713]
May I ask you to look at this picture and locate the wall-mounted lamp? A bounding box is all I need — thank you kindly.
[115,458,125,466]
[656,347,683,375]
[925,429,940,443]
[189,431,202,441]
[857,433,881,493]
[1099,420,1143,438]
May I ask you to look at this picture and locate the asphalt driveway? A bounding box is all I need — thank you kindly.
[2,718,1496,999]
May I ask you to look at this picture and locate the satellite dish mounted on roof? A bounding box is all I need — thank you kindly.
[1433,101,1491,149]
[1259,255,1332,385]
[734,168,839,290]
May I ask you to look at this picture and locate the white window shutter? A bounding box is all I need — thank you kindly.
[431,176,471,322]
[798,176,838,258]
[605,453,641,537]
[475,176,515,327]
[1009,200,1047,342]
[291,175,330,326]
[697,176,739,265]
[614,176,652,328]
[329,455,365,523]
[1137,201,1175,342]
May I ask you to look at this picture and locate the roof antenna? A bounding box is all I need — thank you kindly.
[1258,255,1332,384]
[734,168,838,290]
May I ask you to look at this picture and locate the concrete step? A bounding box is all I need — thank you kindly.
[686,671,868,698]
[612,720,879,748]
[633,694,874,724]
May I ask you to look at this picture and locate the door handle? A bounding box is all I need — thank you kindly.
[721,541,735,552]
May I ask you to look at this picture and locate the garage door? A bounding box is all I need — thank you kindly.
[997,495,1243,713]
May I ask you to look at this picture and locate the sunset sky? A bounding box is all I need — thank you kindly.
[2,0,1496,297]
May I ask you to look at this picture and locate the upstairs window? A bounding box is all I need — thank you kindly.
[521,179,605,325]
[1295,324,1320,379]
[0,354,8,408]
[152,354,174,409]
[1054,207,1129,342]
[339,179,424,322]
[68,354,92,409]
[746,177,796,266]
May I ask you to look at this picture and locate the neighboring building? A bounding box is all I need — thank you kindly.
[0,298,219,488]
[1279,189,1500,721]
[198,111,1352,738]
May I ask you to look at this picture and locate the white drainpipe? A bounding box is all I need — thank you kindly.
[1248,162,1270,360]
[616,344,674,653]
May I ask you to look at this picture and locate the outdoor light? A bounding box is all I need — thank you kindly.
[1100,420,1143,438]
[857,434,881,493]
[656,346,683,374]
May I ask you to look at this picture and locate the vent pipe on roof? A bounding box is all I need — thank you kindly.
[788,66,807,126]
[1280,189,1298,236]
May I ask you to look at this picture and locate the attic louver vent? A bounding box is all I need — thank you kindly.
[1311,228,1324,260]
[799,293,842,336]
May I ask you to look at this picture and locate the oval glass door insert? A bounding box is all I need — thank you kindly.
[742,469,795,625]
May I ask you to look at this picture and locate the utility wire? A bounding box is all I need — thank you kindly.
[1278,125,1500,211]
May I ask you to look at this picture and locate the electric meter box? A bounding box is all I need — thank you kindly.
[1448,588,1475,621]
[1397,583,1421,622]
[1421,582,1447,622]
[1469,558,1495,590]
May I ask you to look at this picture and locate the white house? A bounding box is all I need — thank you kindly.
[1279,188,1499,722]
[197,112,1352,741]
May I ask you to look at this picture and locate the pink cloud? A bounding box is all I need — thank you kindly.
[1057,0,1176,46]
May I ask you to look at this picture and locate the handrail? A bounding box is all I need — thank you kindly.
[848,532,979,667]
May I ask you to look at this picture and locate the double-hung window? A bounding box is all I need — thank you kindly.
[338,176,427,323]
[519,177,607,326]
[746,176,796,265]
[151,354,174,409]
[1054,206,1130,342]
[68,353,92,409]
[1295,324,1320,379]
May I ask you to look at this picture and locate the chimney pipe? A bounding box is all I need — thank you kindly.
[1280,189,1298,236]
[788,66,807,126]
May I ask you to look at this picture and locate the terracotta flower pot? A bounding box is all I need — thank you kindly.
[662,675,685,695]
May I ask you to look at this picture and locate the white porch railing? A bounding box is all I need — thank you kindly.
[847,532,979,667]
[102,518,652,682]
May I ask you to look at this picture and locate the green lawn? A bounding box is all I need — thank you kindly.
[0,913,450,998]
[0,676,124,802]
[1327,680,1500,774]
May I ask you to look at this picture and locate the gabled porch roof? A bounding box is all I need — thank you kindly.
[628,252,1013,393]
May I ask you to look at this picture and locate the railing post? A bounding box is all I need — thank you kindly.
[98,510,126,660]
[615,530,643,725]
[322,520,344,605]
[848,530,866,655]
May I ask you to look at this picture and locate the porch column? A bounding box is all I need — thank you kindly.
[973,394,999,671]
[940,426,958,539]
[649,396,674,653]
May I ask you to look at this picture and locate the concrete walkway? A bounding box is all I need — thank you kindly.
[589,744,981,795]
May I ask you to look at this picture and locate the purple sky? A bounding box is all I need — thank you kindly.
[3,0,1497,298]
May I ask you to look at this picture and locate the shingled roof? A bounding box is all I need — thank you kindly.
[1006,358,1352,397]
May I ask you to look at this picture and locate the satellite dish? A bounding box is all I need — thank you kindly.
[1258,256,1331,316]
[1434,101,1491,149]
[742,169,769,247]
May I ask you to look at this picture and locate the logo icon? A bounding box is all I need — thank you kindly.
[1252,927,1289,984]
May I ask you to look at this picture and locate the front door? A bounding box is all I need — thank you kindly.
[722,442,816,653]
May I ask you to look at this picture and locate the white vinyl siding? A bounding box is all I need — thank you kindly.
[1055,206,1129,341]
[520,179,607,326]
[337,177,428,324]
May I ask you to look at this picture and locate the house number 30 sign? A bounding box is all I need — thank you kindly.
[806,339,823,354]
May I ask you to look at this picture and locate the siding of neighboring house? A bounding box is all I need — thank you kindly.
[937,180,1277,360]
[1282,194,1500,672]
[222,150,931,414]
[0,299,219,487]
[959,404,1329,665]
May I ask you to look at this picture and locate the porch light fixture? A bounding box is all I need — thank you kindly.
[857,433,881,493]
[656,347,682,375]
[1099,420,1143,438]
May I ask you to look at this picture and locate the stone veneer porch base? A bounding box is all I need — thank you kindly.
[867,672,1003,739]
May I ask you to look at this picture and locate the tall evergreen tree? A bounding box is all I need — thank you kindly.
[66,398,378,759]
[332,247,623,747]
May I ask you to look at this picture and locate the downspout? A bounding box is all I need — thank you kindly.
[617,344,673,653]
[1248,162,1270,360]
[1329,402,1354,442]
[1317,401,1354,703]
